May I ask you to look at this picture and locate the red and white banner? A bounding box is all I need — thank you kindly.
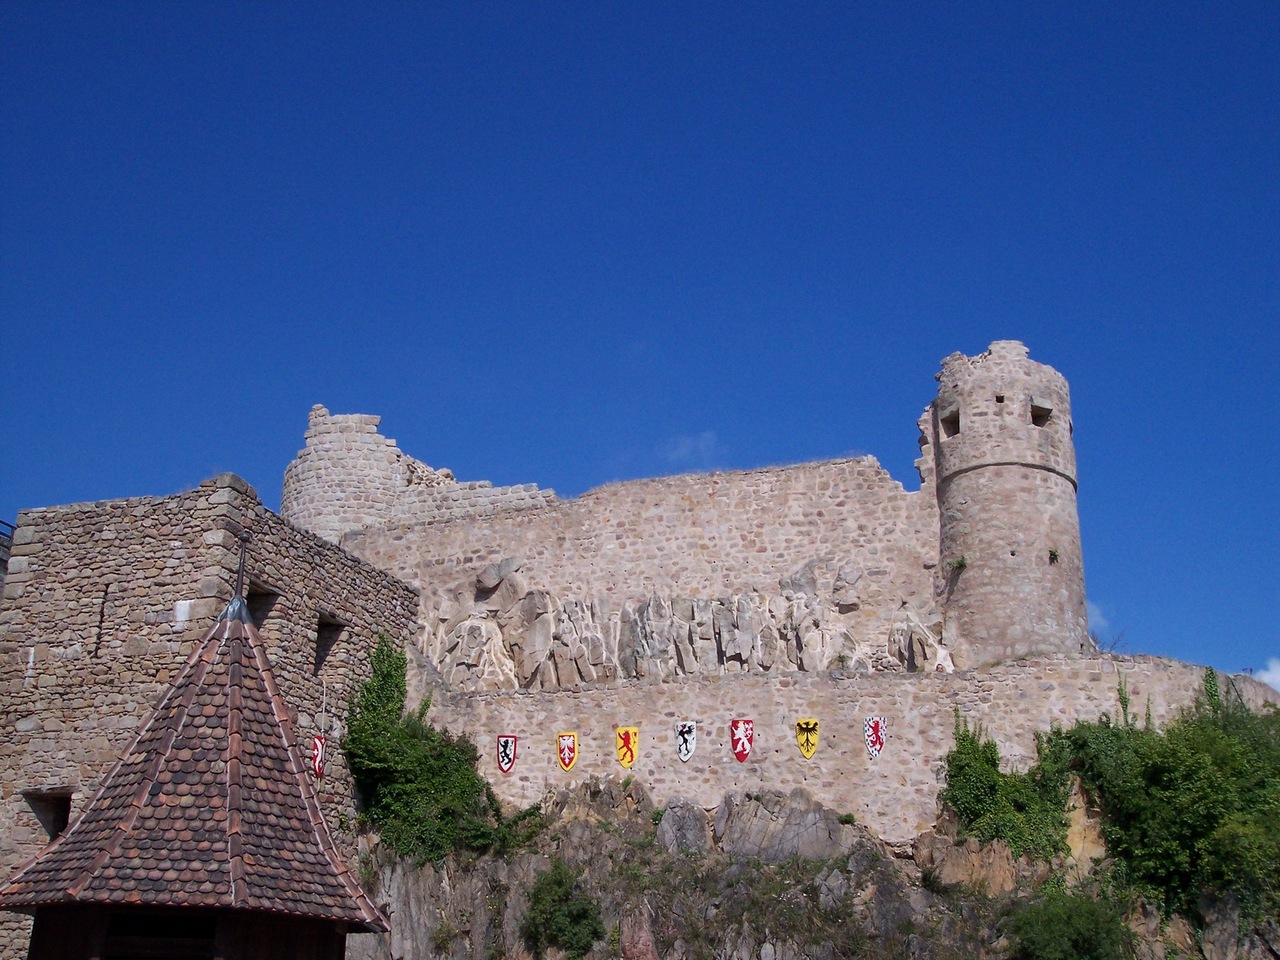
[311,734,326,778]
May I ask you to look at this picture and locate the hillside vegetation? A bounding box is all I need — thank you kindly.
[345,649,1279,960]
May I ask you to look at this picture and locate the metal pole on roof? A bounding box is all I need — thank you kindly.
[233,529,251,598]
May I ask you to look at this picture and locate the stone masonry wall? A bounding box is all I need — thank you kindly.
[281,405,557,543]
[431,656,1277,848]
[0,476,419,956]
[345,457,940,658]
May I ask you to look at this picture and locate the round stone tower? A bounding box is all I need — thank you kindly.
[281,404,451,544]
[926,341,1087,667]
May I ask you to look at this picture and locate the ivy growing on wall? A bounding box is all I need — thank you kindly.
[942,674,1280,925]
[344,635,541,862]
[938,711,1072,861]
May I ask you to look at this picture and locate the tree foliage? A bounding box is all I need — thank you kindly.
[942,673,1280,924]
[521,859,605,960]
[1062,682,1280,919]
[1006,888,1134,960]
[344,635,541,862]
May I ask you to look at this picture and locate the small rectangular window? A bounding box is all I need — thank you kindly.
[940,409,960,438]
[316,614,346,675]
[246,584,281,629]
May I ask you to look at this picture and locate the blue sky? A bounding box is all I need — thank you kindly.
[2,3,1277,686]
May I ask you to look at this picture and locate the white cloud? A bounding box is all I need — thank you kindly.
[658,431,722,467]
[1256,658,1280,693]
[1086,600,1110,634]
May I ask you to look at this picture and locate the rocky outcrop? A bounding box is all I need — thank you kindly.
[423,558,953,692]
[347,777,1277,960]
[714,788,859,863]
[351,780,998,960]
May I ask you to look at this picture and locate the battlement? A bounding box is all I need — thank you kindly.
[931,339,1076,485]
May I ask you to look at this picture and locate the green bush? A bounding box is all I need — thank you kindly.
[942,680,1280,925]
[1062,694,1280,919]
[521,859,605,960]
[1006,889,1134,960]
[938,714,1070,860]
[344,636,541,862]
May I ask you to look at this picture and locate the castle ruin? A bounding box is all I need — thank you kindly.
[1,341,1272,956]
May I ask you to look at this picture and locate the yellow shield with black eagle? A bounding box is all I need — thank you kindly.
[795,717,819,759]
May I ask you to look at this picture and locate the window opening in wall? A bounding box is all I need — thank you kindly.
[995,394,1005,404]
[940,409,960,438]
[246,583,281,629]
[1031,403,1053,427]
[22,788,72,841]
[316,613,346,675]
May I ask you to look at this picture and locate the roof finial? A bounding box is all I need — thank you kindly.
[233,530,251,598]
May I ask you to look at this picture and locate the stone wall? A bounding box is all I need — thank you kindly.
[281,405,557,543]
[429,655,1277,848]
[346,457,940,673]
[0,475,419,956]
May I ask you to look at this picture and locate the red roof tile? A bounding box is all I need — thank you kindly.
[0,596,386,932]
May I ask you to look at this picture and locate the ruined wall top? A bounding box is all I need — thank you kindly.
[930,339,1076,486]
[280,404,557,543]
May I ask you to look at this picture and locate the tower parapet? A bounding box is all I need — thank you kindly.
[926,341,1087,666]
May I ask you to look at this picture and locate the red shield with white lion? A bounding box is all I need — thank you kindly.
[730,718,754,763]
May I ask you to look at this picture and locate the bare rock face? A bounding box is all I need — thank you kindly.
[1201,895,1242,960]
[351,776,1276,960]
[656,799,712,854]
[714,788,860,864]
[1064,778,1106,880]
[914,832,1025,896]
[620,903,661,960]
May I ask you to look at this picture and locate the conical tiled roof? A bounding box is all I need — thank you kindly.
[0,595,386,932]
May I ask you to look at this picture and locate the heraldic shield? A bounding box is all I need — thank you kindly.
[864,716,887,759]
[557,732,578,772]
[730,718,754,763]
[615,726,639,768]
[676,721,696,762]
[311,734,326,778]
[496,735,517,774]
[795,718,819,759]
